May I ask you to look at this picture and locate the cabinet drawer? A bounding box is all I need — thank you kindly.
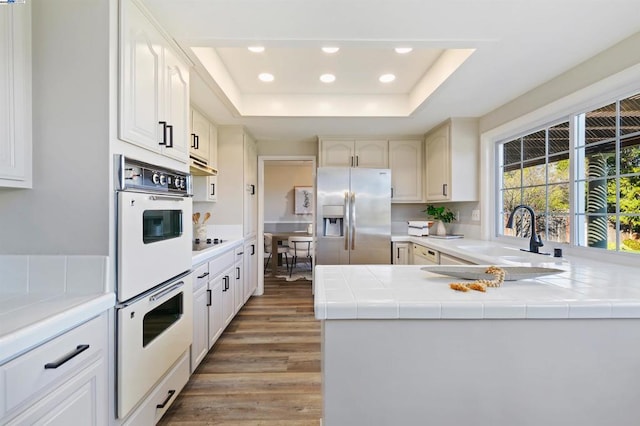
[208,249,235,276]
[193,263,209,291]
[123,351,190,425]
[1,313,107,416]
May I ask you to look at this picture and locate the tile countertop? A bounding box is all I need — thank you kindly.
[0,255,114,365]
[315,237,640,320]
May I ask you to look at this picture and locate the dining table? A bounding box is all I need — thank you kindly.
[268,231,311,272]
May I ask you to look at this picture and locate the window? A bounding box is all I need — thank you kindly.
[497,92,640,254]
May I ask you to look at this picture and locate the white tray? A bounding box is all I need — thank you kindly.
[421,265,565,281]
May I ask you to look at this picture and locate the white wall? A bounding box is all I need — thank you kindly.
[0,0,112,255]
[264,162,313,231]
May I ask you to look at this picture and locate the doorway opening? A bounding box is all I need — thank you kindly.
[257,155,316,295]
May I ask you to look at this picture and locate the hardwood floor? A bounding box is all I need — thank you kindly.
[158,276,321,425]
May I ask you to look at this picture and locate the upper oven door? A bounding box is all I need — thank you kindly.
[118,191,192,302]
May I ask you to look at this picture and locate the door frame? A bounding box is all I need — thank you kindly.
[257,155,317,295]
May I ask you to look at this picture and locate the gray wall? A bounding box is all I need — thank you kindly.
[0,0,111,255]
[264,162,314,232]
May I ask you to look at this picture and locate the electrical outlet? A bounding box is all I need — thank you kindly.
[471,209,480,221]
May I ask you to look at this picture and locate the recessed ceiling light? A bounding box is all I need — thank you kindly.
[258,73,274,82]
[321,47,340,54]
[379,74,396,83]
[248,46,265,53]
[320,73,336,83]
[394,47,413,54]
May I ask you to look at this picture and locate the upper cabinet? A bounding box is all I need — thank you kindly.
[190,107,211,162]
[0,3,31,188]
[119,0,190,163]
[193,119,218,202]
[389,139,424,203]
[319,139,388,168]
[424,118,479,202]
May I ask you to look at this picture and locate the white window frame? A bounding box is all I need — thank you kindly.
[479,63,640,266]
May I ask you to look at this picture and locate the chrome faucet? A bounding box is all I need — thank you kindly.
[506,204,547,255]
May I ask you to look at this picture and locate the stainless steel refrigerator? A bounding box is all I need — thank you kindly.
[315,167,391,265]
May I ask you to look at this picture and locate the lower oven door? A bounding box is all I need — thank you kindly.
[118,191,192,301]
[117,273,193,419]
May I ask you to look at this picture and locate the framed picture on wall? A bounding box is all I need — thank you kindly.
[294,186,313,215]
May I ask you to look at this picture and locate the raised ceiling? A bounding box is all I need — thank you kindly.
[143,0,640,142]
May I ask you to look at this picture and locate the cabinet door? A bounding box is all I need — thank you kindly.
[425,124,451,201]
[354,140,388,168]
[208,276,224,348]
[222,268,235,326]
[0,3,31,187]
[5,359,107,426]
[392,242,410,265]
[389,140,423,202]
[244,240,257,302]
[191,284,208,372]
[234,249,244,313]
[119,0,163,153]
[243,135,257,237]
[190,107,210,162]
[320,140,355,167]
[162,47,190,162]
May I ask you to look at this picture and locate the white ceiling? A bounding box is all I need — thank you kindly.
[144,0,640,142]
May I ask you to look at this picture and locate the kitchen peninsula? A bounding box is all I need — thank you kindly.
[314,240,640,426]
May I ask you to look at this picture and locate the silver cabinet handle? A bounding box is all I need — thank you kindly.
[351,192,356,250]
[344,192,349,251]
[150,281,184,302]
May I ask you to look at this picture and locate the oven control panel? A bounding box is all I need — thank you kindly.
[116,155,192,196]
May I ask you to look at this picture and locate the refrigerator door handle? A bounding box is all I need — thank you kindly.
[344,191,350,251]
[351,192,356,250]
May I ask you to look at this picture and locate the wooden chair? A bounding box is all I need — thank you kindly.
[264,233,288,273]
[286,236,314,277]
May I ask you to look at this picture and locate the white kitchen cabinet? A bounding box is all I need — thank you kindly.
[189,107,211,162]
[190,263,210,372]
[234,246,245,314]
[319,139,388,167]
[244,238,258,303]
[216,126,257,237]
[119,0,190,163]
[389,139,424,203]
[0,313,108,425]
[424,118,478,202]
[193,121,218,202]
[0,2,31,188]
[392,242,410,265]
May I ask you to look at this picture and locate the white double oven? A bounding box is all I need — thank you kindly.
[115,155,193,419]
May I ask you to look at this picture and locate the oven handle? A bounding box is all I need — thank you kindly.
[149,195,185,202]
[150,281,184,303]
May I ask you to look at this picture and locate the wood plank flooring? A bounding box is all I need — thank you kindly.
[158,277,321,425]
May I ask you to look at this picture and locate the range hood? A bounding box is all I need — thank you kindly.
[190,156,218,176]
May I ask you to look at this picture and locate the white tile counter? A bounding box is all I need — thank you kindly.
[0,255,114,364]
[315,238,640,319]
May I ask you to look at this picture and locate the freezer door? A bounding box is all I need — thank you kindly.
[349,168,391,264]
[316,167,351,265]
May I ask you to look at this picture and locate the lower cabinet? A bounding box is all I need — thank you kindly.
[392,242,410,265]
[244,238,257,302]
[234,247,244,314]
[0,313,109,425]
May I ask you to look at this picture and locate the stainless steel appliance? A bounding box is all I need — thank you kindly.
[316,167,391,265]
[115,155,194,419]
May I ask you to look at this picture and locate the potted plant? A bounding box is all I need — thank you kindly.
[423,205,456,236]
